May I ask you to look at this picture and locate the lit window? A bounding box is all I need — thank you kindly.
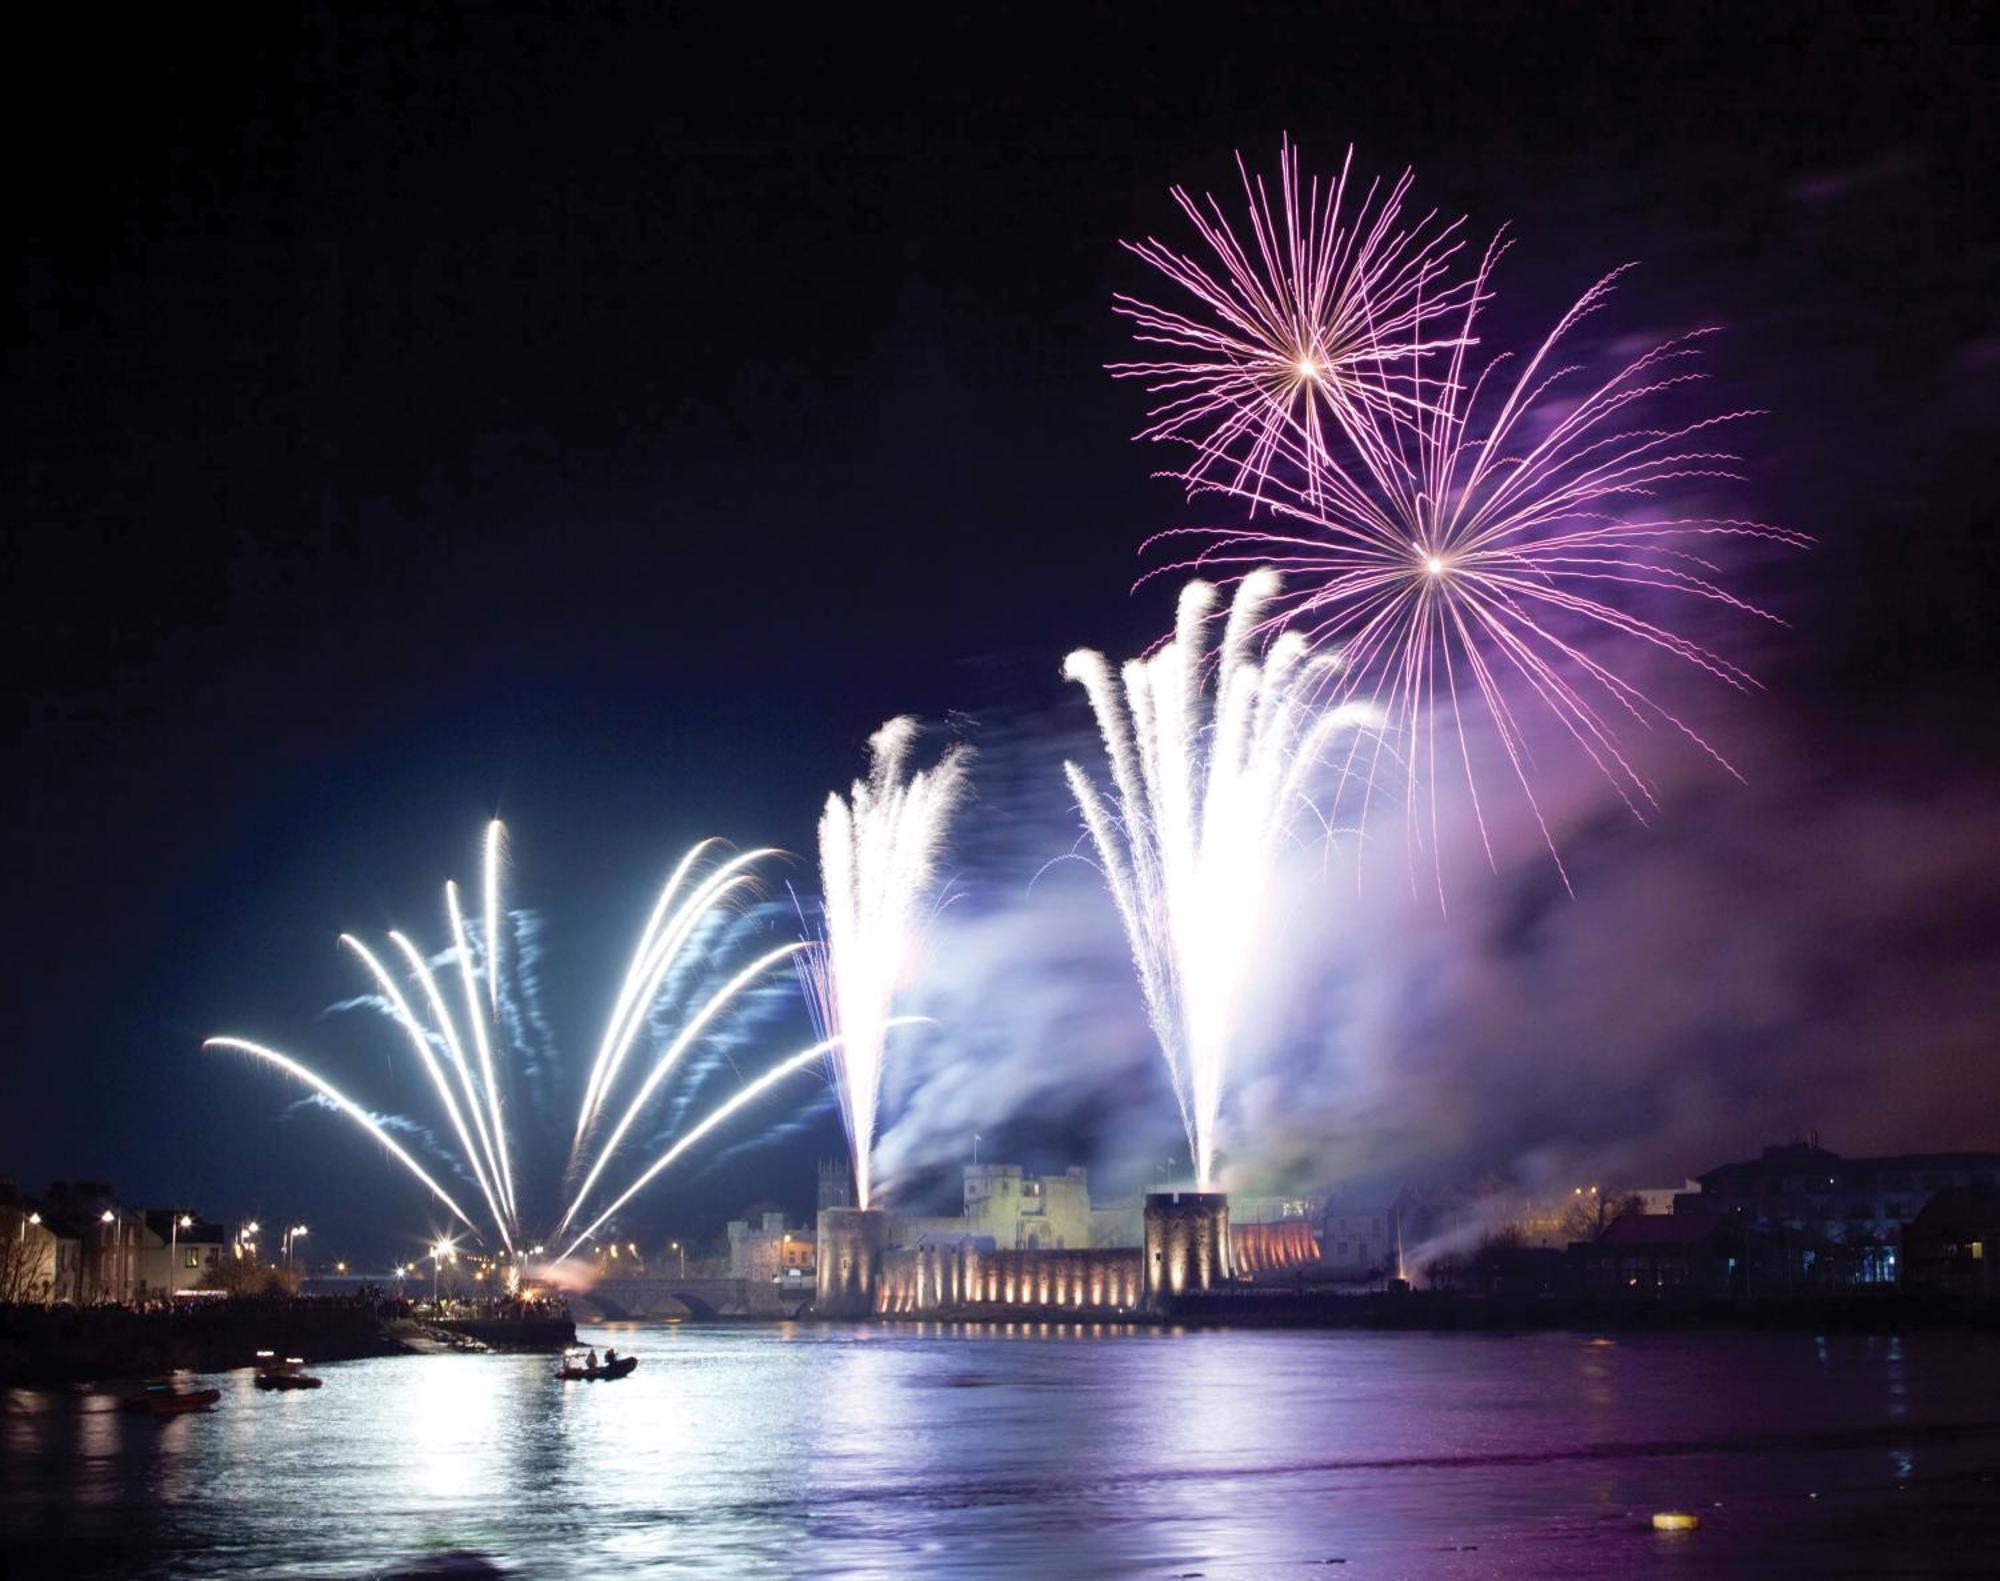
[1973,1242,1986,1261]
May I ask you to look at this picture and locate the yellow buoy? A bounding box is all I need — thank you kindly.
[1652,1512,1701,1532]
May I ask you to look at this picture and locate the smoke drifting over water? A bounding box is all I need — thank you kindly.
[872,702,2000,1203]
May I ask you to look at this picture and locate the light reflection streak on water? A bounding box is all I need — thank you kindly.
[408,1336,505,1502]
[75,1395,121,1506]
[1,1328,1998,1579]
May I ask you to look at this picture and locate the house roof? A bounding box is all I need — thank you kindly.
[1700,1147,2000,1187]
[1907,1186,2000,1237]
[143,1209,227,1244]
[1596,1213,1738,1248]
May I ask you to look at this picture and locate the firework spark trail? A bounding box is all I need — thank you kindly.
[1112,139,1478,510]
[571,839,719,1147]
[805,717,970,1210]
[387,928,511,1240]
[212,829,820,1253]
[447,879,517,1228]
[554,1020,921,1263]
[338,933,510,1239]
[554,940,807,1236]
[1134,224,1807,887]
[1064,572,1373,1188]
[569,847,780,1161]
[483,819,505,1017]
[206,1036,478,1232]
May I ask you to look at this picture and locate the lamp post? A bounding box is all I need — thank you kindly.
[670,1240,685,1278]
[98,1209,116,1304]
[168,1213,193,1297]
[431,1240,454,1305]
[16,1211,41,1303]
[282,1224,308,1273]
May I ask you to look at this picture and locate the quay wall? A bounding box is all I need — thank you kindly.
[0,1298,410,1386]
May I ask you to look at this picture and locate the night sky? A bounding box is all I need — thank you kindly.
[6,5,1996,1265]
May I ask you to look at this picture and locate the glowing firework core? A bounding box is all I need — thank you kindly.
[1111,139,1474,509]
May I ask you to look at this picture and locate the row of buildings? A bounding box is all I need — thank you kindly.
[1580,1142,2000,1301]
[1399,1141,2000,1302]
[1,1179,238,1305]
[726,1140,2000,1308]
[19,1137,1995,1310]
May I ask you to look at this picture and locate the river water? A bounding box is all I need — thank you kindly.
[5,1322,1998,1579]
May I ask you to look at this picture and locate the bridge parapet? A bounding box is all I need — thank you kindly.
[570,1276,805,1322]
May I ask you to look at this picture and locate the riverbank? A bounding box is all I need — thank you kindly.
[1168,1288,2000,1331]
[0,1299,410,1386]
[863,1289,2000,1332]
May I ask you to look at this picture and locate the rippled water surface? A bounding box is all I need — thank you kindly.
[6,1323,1999,1578]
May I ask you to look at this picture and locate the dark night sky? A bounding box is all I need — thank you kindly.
[5,4,1996,1264]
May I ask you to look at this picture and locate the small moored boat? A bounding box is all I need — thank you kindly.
[253,1351,325,1391]
[555,1349,638,1382]
[124,1375,222,1415]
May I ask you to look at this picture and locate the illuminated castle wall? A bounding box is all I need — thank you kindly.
[819,1166,1321,1318]
[876,1241,1146,1316]
[1230,1217,1320,1277]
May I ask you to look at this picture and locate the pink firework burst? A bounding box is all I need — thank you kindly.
[1111,140,1479,510]
[1145,236,1810,891]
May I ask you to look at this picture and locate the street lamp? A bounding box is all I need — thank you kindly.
[168,1213,193,1297]
[282,1224,309,1272]
[95,1209,117,1304]
[430,1239,455,1304]
[670,1240,685,1278]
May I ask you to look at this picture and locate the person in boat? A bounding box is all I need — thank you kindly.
[585,1348,599,1370]
[603,1347,618,1368]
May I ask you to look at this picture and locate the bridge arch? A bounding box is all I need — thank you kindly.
[570,1291,633,1323]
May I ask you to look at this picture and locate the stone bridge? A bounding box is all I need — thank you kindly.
[569,1276,808,1322]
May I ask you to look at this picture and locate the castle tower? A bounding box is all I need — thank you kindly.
[1143,1190,1234,1308]
[817,1158,854,1213]
[815,1206,888,1318]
